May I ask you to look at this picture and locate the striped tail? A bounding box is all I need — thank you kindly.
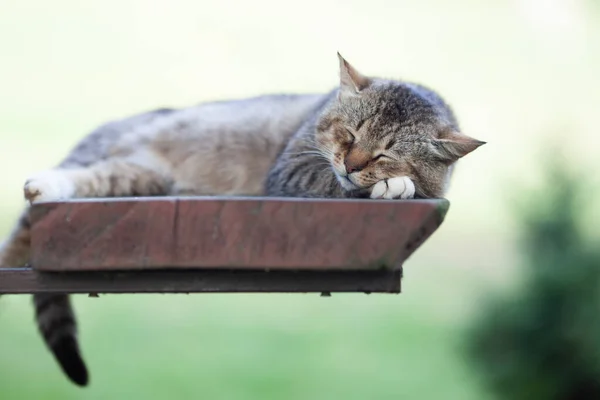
[33,293,88,386]
[0,211,89,386]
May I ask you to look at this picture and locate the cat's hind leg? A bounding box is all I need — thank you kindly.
[24,150,174,203]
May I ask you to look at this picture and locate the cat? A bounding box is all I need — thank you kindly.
[0,53,485,386]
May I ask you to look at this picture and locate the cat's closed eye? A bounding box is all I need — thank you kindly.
[373,153,392,162]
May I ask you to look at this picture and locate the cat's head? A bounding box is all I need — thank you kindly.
[315,53,485,198]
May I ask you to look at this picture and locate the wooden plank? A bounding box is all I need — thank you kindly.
[30,196,449,272]
[0,268,401,294]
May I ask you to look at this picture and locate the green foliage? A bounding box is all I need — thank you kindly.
[466,157,600,399]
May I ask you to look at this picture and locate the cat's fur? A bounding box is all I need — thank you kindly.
[0,54,484,386]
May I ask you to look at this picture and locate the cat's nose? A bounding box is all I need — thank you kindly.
[345,160,365,174]
[344,149,370,174]
[346,165,361,174]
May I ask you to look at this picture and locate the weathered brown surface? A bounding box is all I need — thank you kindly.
[0,268,401,294]
[29,196,449,271]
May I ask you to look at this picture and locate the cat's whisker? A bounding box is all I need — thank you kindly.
[282,151,329,157]
[316,166,333,174]
[284,150,333,163]
[306,148,335,159]
[300,141,330,152]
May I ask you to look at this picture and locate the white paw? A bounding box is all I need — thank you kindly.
[24,170,76,203]
[370,176,415,200]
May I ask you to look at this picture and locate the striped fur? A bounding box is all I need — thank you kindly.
[0,54,484,386]
[265,58,484,198]
[0,109,179,386]
[33,293,88,386]
[0,214,88,385]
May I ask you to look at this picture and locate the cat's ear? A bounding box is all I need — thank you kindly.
[434,129,486,161]
[337,52,371,98]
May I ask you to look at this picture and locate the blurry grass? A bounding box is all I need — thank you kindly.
[0,293,488,400]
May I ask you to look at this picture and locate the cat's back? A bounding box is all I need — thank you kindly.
[61,93,327,196]
[107,93,324,149]
[64,93,325,163]
[154,93,327,195]
[161,93,325,140]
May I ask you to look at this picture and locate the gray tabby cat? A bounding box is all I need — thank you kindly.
[0,53,484,386]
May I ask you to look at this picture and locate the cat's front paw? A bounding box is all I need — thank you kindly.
[24,170,76,204]
[370,176,415,200]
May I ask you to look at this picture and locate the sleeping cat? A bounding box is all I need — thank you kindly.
[0,53,484,386]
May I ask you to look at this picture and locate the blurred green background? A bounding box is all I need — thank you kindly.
[1,0,599,398]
